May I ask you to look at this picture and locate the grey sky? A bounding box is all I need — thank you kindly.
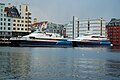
[1,0,120,23]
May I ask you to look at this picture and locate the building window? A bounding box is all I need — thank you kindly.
[25,17,27,19]
[13,24,16,26]
[25,28,27,31]
[4,14,6,17]
[26,6,28,11]
[4,18,6,21]
[1,6,3,8]
[8,23,10,26]
[1,18,2,21]
[17,24,19,26]
[0,13,3,17]
[29,21,31,23]
[20,5,21,10]
[13,20,16,22]
[29,17,31,19]
[17,28,20,30]
[8,32,10,35]
[13,28,16,30]
[8,27,11,30]
[25,21,27,23]
[1,9,3,12]
[0,22,2,25]
[8,19,11,21]
[0,27,2,30]
[21,28,23,30]
[21,20,24,23]
[4,27,5,30]
[17,20,20,22]
[4,23,6,26]
[25,25,27,27]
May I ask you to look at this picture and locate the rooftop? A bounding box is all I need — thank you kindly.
[107,18,120,27]
[0,3,5,5]
[4,6,20,18]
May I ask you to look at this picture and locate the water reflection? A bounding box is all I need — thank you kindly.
[0,47,120,80]
[106,60,120,78]
[0,47,31,80]
[111,46,120,49]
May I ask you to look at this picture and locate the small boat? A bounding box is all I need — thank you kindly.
[10,31,72,47]
[72,32,111,47]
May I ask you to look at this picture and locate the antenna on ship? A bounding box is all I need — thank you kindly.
[88,18,90,31]
[73,16,75,39]
[100,18,103,36]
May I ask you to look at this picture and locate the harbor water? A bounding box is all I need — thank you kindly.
[0,47,120,80]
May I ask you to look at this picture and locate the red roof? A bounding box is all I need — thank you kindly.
[32,21,48,27]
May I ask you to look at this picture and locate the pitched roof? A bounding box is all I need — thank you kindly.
[4,6,21,18]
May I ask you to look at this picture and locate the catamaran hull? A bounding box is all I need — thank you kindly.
[72,41,111,47]
[10,40,72,47]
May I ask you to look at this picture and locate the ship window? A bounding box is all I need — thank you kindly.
[92,36,99,38]
[100,37,105,38]
[29,36,35,39]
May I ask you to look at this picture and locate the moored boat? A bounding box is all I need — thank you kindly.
[10,31,72,47]
[72,32,111,47]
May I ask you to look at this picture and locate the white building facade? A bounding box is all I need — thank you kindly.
[0,3,12,38]
[79,18,106,36]
[66,17,106,38]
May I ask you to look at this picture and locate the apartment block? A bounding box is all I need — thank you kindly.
[12,4,32,37]
[106,18,120,46]
[66,17,106,38]
[0,3,12,38]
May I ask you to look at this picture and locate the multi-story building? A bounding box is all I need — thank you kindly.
[106,18,120,46]
[4,3,32,37]
[0,3,12,38]
[79,18,106,36]
[66,17,106,38]
[66,16,79,38]
[12,4,32,37]
[32,21,65,36]
[47,22,64,36]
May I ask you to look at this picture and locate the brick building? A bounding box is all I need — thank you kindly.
[106,18,120,46]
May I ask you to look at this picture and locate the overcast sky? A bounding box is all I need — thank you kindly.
[1,0,120,24]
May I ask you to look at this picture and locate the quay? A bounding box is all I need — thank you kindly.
[0,40,11,46]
